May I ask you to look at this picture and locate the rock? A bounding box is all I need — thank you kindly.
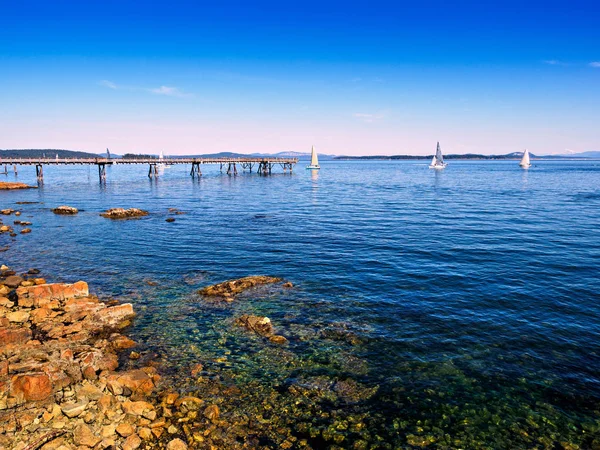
[0,209,15,214]
[122,400,155,416]
[100,208,149,219]
[129,351,141,360]
[6,310,30,323]
[106,369,155,396]
[123,433,142,450]
[165,217,175,222]
[199,275,283,299]
[61,399,88,418]
[73,423,102,447]
[190,363,203,377]
[269,335,288,344]
[0,225,11,233]
[116,422,136,437]
[138,427,152,440]
[20,228,32,234]
[235,315,273,336]
[3,275,23,288]
[203,404,220,420]
[27,268,40,274]
[283,281,294,288]
[174,396,204,412]
[91,303,135,329]
[0,182,35,190]
[0,327,32,346]
[167,438,189,450]
[52,206,79,215]
[10,373,52,402]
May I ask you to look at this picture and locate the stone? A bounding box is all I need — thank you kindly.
[0,327,31,346]
[91,303,135,329]
[116,422,136,437]
[6,310,30,323]
[174,396,204,411]
[20,228,32,234]
[3,275,23,288]
[203,404,219,420]
[0,183,35,190]
[138,427,152,440]
[269,335,288,344]
[10,373,52,402]
[129,351,140,360]
[165,217,175,222]
[52,206,79,215]
[283,281,294,288]
[106,369,155,396]
[122,400,154,416]
[190,363,203,377]
[123,433,142,450]
[235,314,273,336]
[100,208,149,219]
[167,438,189,450]
[73,423,102,447]
[61,399,88,418]
[198,275,283,299]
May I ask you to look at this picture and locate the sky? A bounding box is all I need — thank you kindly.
[0,0,599,156]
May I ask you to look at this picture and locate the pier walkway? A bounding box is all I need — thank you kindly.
[0,157,299,181]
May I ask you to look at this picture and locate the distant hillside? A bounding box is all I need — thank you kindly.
[0,149,101,159]
[553,151,600,158]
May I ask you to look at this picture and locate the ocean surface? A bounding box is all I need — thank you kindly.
[2,159,600,448]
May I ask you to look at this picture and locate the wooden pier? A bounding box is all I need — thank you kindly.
[0,157,298,182]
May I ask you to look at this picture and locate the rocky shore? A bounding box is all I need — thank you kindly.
[0,266,220,450]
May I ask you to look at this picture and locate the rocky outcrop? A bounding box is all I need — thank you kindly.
[198,275,283,301]
[100,208,149,219]
[0,182,36,190]
[0,268,176,449]
[52,206,79,215]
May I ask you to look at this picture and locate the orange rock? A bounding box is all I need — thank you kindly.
[0,327,32,347]
[92,303,135,329]
[10,373,52,402]
[106,369,155,396]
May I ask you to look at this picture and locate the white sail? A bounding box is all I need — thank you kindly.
[430,155,437,166]
[520,149,531,168]
[435,142,444,164]
[159,151,164,161]
[310,146,319,167]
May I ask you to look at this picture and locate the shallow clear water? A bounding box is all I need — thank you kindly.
[2,160,600,448]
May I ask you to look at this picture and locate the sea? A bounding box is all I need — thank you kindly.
[2,159,600,449]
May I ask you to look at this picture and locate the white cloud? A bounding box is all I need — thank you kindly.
[590,62,600,68]
[148,86,190,98]
[543,60,567,66]
[353,112,386,123]
[99,80,118,89]
[99,80,192,98]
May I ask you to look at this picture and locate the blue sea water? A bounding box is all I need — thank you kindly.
[2,160,600,448]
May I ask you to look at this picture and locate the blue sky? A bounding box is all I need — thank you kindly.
[0,0,598,155]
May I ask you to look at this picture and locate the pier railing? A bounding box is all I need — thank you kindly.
[0,157,299,181]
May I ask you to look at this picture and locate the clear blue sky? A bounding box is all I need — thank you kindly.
[1,0,598,155]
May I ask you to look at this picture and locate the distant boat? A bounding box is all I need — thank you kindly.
[520,149,531,169]
[429,142,447,169]
[158,151,173,168]
[306,145,320,170]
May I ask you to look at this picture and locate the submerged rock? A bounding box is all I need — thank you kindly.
[52,205,79,215]
[100,208,149,219]
[198,275,283,300]
[235,315,273,336]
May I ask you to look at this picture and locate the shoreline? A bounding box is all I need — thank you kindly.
[0,266,214,450]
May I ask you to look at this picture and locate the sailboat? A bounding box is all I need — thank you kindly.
[158,151,172,168]
[519,149,531,169]
[306,145,320,170]
[429,142,447,169]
